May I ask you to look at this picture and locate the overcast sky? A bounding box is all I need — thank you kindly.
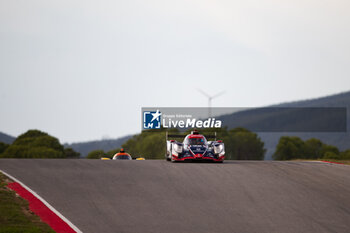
[1,0,350,143]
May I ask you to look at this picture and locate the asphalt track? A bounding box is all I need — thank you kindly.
[0,160,350,233]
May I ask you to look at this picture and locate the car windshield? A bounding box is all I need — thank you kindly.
[116,155,131,160]
[188,138,206,145]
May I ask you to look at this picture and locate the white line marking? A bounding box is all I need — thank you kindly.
[0,169,83,233]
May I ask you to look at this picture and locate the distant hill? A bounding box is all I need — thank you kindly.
[218,91,350,160]
[65,135,132,157]
[0,132,15,144]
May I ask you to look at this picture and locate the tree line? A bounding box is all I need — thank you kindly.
[273,136,350,160]
[1,129,349,161]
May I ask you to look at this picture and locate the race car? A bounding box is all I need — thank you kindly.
[112,148,132,160]
[166,130,225,162]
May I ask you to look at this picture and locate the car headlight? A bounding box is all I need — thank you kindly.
[214,144,224,154]
[174,143,183,153]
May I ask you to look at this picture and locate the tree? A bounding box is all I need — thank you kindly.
[321,144,339,157]
[340,150,350,160]
[0,129,77,158]
[273,136,305,160]
[64,148,80,158]
[323,151,339,160]
[304,138,323,159]
[137,133,165,159]
[224,128,265,160]
[120,129,169,159]
[0,142,9,154]
[86,150,105,159]
[273,136,343,160]
[13,132,63,152]
[1,145,64,158]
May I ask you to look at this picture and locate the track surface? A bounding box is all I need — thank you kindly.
[0,160,349,233]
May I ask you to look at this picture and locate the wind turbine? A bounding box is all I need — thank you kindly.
[197,89,225,118]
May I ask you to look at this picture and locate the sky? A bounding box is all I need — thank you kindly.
[1,0,350,143]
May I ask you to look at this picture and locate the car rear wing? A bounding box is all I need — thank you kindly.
[166,131,217,141]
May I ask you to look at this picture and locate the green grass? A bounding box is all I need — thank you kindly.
[292,159,350,165]
[319,159,350,165]
[0,173,54,233]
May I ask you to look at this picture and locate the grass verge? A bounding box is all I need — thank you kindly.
[319,159,350,165]
[0,172,54,233]
[292,159,350,165]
